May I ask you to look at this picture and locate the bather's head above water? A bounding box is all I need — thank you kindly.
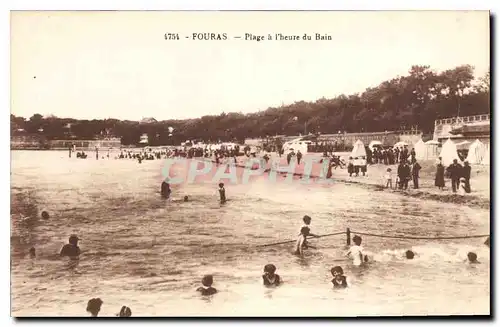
[303,215,312,225]
[352,235,362,246]
[467,252,479,263]
[201,275,214,287]
[69,234,79,246]
[264,264,277,277]
[86,298,103,317]
[405,250,415,259]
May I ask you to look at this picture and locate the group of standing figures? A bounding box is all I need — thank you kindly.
[435,158,472,194]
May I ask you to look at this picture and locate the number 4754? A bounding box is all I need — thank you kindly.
[165,33,180,40]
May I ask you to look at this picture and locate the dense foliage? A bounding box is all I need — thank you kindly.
[11,65,490,146]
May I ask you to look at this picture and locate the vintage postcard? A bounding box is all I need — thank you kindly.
[10,11,490,317]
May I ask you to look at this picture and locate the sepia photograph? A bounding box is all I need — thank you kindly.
[10,10,490,317]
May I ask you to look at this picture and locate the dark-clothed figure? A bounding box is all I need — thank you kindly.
[462,161,471,193]
[29,247,36,259]
[397,161,411,190]
[331,266,348,289]
[86,298,103,317]
[161,181,171,199]
[218,183,226,203]
[447,159,463,193]
[405,250,415,259]
[296,150,303,165]
[410,149,416,164]
[435,163,445,190]
[400,147,408,163]
[118,306,132,317]
[196,275,217,296]
[347,157,354,177]
[467,252,479,264]
[412,161,422,189]
[60,234,81,258]
[262,264,281,287]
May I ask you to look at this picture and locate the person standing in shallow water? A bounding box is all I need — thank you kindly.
[60,234,81,258]
[218,183,226,203]
[161,181,171,199]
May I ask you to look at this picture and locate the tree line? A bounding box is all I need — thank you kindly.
[11,65,490,146]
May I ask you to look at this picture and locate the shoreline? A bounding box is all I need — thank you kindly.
[214,155,490,210]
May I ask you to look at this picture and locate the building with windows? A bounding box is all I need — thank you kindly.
[433,114,490,144]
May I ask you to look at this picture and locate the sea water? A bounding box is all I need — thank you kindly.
[10,150,490,316]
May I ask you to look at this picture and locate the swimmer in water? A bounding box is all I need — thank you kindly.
[161,181,171,199]
[218,183,226,203]
[41,211,50,220]
[294,215,318,255]
[86,298,103,317]
[183,195,189,202]
[262,264,281,287]
[60,234,81,258]
[117,306,132,317]
[346,235,366,266]
[196,275,217,296]
[331,266,348,289]
[467,252,480,264]
[405,250,415,259]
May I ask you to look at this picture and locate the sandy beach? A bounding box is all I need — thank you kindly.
[230,152,490,210]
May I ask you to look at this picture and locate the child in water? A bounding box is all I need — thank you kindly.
[262,264,281,287]
[294,215,318,255]
[117,306,132,317]
[218,183,226,203]
[405,250,415,259]
[331,266,348,289]
[86,298,103,317]
[345,235,367,266]
[467,252,480,264]
[196,275,218,296]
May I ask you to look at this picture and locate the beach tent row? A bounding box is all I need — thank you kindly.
[438,138,489,166]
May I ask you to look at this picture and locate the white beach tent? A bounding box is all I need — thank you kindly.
[413,139,426,160]
[368,140,382,151]
[424,140,440,161]
[482,143,490,165]
[351,139,367,158]
[393,141,408,148]
[439,138,461,166]
[466,139,486,164]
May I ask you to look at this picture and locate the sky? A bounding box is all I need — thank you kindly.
[11,11,490,121]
